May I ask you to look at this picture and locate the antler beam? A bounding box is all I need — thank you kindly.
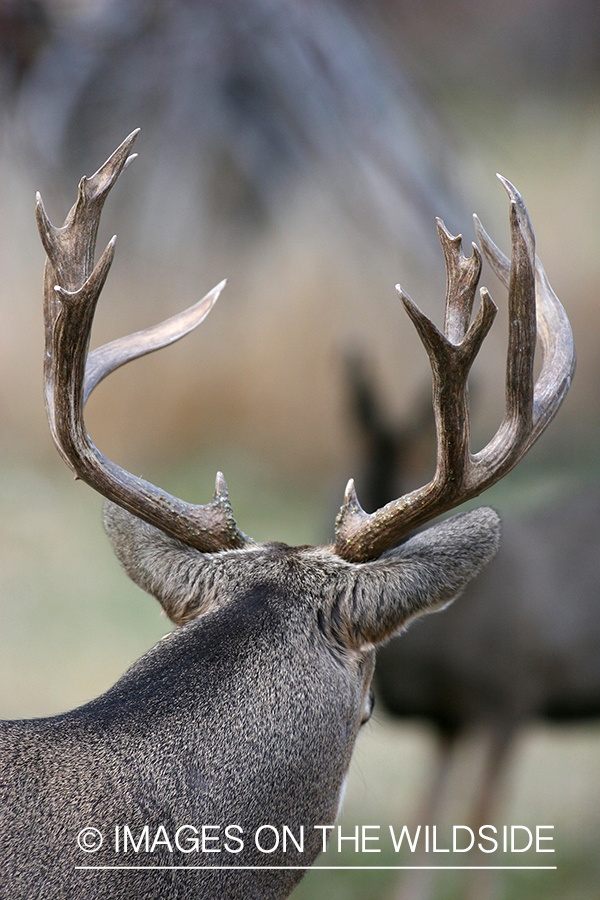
[38,130,252,553]
[334,177,575,563]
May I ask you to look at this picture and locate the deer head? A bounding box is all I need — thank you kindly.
[2,130,572,899]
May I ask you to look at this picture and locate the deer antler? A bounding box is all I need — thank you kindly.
[38,130,252,553]
[335,177,575,563]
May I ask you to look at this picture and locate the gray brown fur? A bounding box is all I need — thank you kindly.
[0,506,500,899]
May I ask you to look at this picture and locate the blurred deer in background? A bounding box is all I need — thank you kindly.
[348,328,594,900]
[0,133,573,899]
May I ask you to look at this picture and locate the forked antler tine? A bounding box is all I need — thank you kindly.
[38,135,252,554]
[334,179,574,563]
[84,280,225,402]
[398,287,496,484]
[401,224,494,488]
[334,230,497,563]
[37,130,140,293]
[437,219,482,344]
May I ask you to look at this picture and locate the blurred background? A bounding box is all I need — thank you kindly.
[0,1,599,897]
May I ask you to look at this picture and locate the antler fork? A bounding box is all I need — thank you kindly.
[37,133,574,564]
[37,130,252,553]
[334,177,575,562]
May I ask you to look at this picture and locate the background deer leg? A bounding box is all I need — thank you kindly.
[463,720,516,900]
[389,729,456,900]
[387,721,515,900]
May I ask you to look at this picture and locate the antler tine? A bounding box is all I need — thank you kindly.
[38,134,252,553]
[470,176,575,484]
[84,280,225,402]
[334,179,574,563]
[438,218,482,344]
[474,179,575,449]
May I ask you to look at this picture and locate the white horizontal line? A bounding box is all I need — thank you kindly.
[76,865,557,871]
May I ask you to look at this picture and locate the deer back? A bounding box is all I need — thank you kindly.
[1,506,501,899]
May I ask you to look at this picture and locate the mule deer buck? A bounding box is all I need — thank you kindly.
[0,132,573,899]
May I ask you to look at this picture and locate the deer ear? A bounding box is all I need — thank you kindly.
[103,501,221,625]
[338,507,500,648]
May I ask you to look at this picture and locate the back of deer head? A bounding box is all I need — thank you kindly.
[0,132,573,899]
